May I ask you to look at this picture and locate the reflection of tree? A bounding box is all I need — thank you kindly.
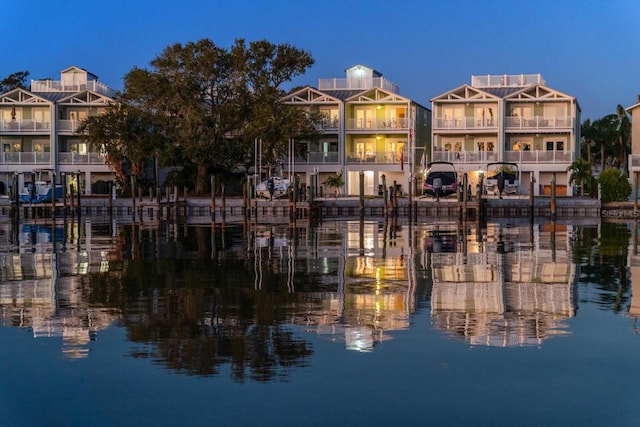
[87,250,314,382]
[571,223,631,313]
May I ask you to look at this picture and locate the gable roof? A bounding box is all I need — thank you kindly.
[0,88,52,105]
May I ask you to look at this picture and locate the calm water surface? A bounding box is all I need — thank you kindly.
[1,217,639,426]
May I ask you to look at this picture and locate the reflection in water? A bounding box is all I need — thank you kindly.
[428,222,576,346]
[0,217,635,379]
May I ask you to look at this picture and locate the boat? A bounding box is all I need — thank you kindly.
[423,161,458,197]
[20,181,63,204]
[484,162,519,197]
[255,176,290,199]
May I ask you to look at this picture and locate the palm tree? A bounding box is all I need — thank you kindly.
[614,104,631,173]
[324,171,344,197]
[568,157,594,196]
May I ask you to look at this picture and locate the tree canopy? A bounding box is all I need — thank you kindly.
[91,38,320,194]
[0,70,30,92]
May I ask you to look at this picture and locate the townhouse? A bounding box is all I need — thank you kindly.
[281,65,431,197]
[431,74,581,196]
[0,66,116,197]
[627,97,640,176]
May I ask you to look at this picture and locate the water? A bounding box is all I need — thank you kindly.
[1,217,640,426]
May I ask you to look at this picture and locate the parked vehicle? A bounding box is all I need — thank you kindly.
[423,162,458,197]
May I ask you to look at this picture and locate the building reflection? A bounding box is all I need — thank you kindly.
[428,222,577,347]
[250,220,416,352]
[0,221,119,359]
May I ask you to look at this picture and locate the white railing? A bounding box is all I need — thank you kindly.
[433,117,497,130]
[431,150,572,164]
[318,77,399,93]
[306,152,340,163]
[471,74,545,88]
[30,79,116,97]
[346,118,408,130]
[0,152,51,164]
[504,116,572,130]
[317,118,340,131]
[58,152,107,165]
[58,120,83,132]
[504,151,572,163]
[346,151,407,165]
[0,119,51,132]
[432,150,498,164]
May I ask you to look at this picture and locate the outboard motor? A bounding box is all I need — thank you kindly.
[433,177,442,202]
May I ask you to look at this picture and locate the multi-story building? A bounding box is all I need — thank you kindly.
[0,66,116,197]
[281,65,431,196]
[626,97,640,176]
[430,74,581,196]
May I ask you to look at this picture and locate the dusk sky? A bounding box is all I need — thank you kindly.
[2,0,638,121]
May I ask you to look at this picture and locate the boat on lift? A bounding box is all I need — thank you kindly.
[255,176,290,199]
[423,161,458,197]
[20,180,63,204]
[484,162,519,197]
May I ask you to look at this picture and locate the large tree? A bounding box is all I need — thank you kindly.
[121,38,318,194]
[77,103,165,192]
[0,70,29,92]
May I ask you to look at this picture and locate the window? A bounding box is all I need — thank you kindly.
[476,106,495,126]
[512,139,531,151]
[443,106,463,128]
[355,108,375,129]
[546,141,554,151]
[556,141,564,151]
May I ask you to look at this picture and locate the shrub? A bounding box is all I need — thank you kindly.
[597,168,631,203]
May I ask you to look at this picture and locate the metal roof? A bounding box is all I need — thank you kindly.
[31,92,77,102]
[320,89,366,100]
[481,87,524,98]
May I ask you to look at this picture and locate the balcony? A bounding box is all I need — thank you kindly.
[471,74,545,88]
[0,119,51,133]
[31,79,116,97]
[58,120,83,133]
[291,152,340,164]
[317,118,340,132]
[0,152,51,165]
[346,118,408,131]
[432,150,572,165]
[58,152,108,165]
[432,150,498,164]
[433,117,498,131]
[505,116,572,130]
[505,150,572,163]
[318,77,399,93]
[346,151,407,165]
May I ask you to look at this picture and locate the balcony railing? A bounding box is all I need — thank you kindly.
[346,151,407,165]
[58,120,83,132]
[305,152,340,164]
[432,150,498,164]
[0,152,51,164]
[31,79,116,97]
[318,77,399,93]
[346,118,408,131]
[0,119,51,132]
[505,116,572,130]
[504,150,572,163]
[317,118,340,131]
[471,74,545,88]
[432,150,572,164]
[58,152,108,165]
[433,117,497,130]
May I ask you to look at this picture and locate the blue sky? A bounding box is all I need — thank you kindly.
[2,0,638,121]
